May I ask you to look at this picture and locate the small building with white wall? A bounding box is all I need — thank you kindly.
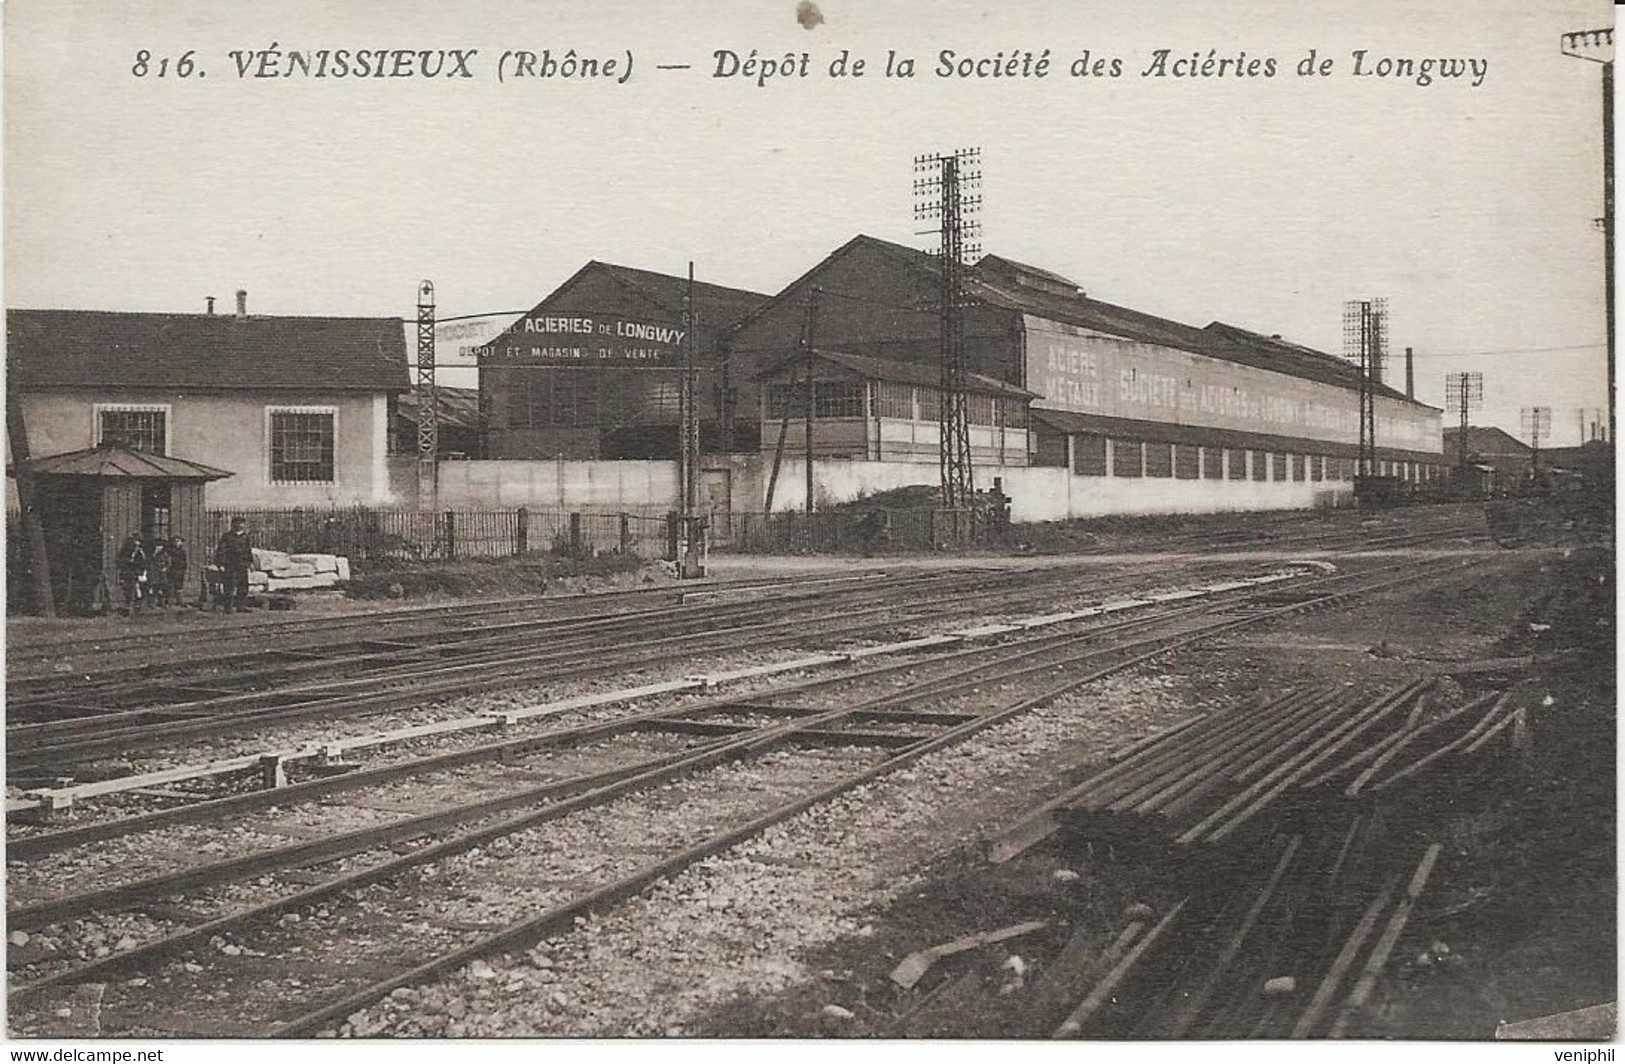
[7,293,408,509]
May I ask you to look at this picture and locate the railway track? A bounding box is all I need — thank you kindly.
[7,559,1259,776]
[5,553,1484,1038]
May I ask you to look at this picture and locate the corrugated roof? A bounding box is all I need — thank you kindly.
[16,441,233,480]
[394,385,483,431]
[731,235,1434,408]
[8,309,410,392]
[755,348,1037,400]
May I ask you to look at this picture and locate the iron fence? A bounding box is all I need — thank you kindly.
[202,506,672,564]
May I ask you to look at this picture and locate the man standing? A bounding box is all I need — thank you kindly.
[115,532,147,617]
[214,517,253,614]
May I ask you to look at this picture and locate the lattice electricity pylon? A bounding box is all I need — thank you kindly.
[1341,298,1389,475]
[415,280,437,510]
[1521,405,1552,456]
[416,280,437,460]
[914,147,982,508]
[1445,371,1484,470]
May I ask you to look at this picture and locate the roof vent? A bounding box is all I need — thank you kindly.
[206,296,216,315]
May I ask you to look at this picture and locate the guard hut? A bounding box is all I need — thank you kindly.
[13,441,232,613]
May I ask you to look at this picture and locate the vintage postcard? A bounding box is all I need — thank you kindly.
[3,0,1614,1056]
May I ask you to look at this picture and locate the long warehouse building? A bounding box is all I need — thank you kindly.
[478,234,1445,517]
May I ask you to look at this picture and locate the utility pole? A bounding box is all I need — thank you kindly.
[1342,298,1387,476]
[803,287,821,523]
[1522,405,1552,478]
[679,262,705,578]
[915,147,982,509]
[1562,28,1614,454]
[1446,371,1484,473]
[415,280,437,511]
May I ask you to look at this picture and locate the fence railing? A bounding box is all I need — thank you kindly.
[203,506,673,563]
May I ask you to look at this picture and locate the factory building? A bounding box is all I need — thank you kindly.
[721,235,1444,510]
[473,234,1444,516]
[477,261,769,460]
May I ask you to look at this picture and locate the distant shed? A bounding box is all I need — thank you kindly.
[14,441,232,612]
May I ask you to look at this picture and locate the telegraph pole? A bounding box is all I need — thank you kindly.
[915,147,982,509]
[1522,405,1552,478]
[679,262,705,578]
[1342,298,1387,476]
[1562,28,1614,451]
[415,280,437,511]
[803,287,821,524]
[1446,371,1484,473]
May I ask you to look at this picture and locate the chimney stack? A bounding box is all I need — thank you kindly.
[235,289,248,319]
[1404,346,1415,401]
[206,296,216,315]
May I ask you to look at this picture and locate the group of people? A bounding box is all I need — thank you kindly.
[113,517,255,616]
[113,532,189,615]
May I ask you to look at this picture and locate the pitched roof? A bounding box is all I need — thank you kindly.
[1442,425,1531,455]
[587,261,769,324]
[7,309,410,392]
[16,441,233,480]
[731,235,1433,408]
[755,348,1037,400]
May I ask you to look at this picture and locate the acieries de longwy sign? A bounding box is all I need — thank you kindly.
[475,314,687,365]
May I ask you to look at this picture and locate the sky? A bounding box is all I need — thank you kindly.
[4,0,1614,444]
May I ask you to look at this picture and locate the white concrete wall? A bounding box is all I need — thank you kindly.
[759,457,1350,521]
[996,467,1351,523]
[434,459,679,510]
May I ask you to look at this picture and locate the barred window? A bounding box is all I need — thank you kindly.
[999,400,1028,429]
[1201,447,1224,480]
[1228,449,1248,481]
[1252,451,1269,482]
[967,394,996,426]
[875,381,914,420]
[814,381,864,419]
[269,409,335,483]
[1145,442,1173,478]
[1173,443,1199,480]
[1074,434,1107,476]
[1291,454,1306,481]
[1112,439,1143,478]
[1271,453,1288,481]
[1310,455,1324,482]
[97,405,167,454]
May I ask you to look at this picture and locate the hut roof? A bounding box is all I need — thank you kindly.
[14,441,233,480]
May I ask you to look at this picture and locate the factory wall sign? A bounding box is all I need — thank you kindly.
[475,313,687,366]
[1024,315,1442,452]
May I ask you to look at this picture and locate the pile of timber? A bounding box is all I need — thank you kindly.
[247,548,352,592]
[1024,681,1524,852]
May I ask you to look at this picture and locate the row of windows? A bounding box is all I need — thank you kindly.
[1071,436,1444,483]
[95,404,336,483]
[766,380,1029,428]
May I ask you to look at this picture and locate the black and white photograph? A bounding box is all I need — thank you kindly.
[2,0,1616,1052]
